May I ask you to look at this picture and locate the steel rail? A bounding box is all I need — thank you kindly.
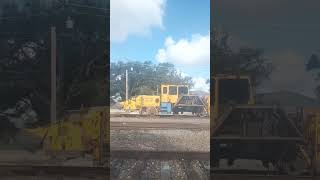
[111,150,210,161]
[0,165,109,177]
[110,113,209,118]
[111,121,209,130]
[210,174,314,180]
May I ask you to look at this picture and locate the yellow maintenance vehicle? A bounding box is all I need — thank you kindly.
[121,84,209,116]
[302,107,320,171]
[211,74,255,123]
[210,74,310,174]
[24,106,109,166]
[121,95,160,114]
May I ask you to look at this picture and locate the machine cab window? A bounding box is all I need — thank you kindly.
[178,86,188,95]
[218,79,250,104]
[162,87,168,94]
[169,86,177,95]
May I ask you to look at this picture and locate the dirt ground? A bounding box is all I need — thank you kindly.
[111,129,209,152]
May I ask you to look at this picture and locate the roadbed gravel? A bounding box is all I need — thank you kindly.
[111,129,210,152]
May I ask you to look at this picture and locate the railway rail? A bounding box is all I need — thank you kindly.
[111,150,210,161]
[110,113,209,119]
[0,165,109,178]
[1,151,316,180]
[210,168,316,179]
[211,174,315,180]
[111,121,209,130]
[111,150,210,179]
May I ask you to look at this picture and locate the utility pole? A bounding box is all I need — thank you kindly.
[125,69,128,101]
[51,26,57,124]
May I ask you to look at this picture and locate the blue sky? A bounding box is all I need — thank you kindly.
[111,0,210,91]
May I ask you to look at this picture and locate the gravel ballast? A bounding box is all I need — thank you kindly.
[111,129,210,152]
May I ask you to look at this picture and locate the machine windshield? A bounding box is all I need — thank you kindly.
[169,86,177,95]
[218,79,250,104]
[178,86,188,95]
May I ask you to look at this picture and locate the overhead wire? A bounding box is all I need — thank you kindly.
[67,3,108,12]
[0,1,109,21]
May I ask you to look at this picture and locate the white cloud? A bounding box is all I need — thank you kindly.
[259,50,318,98]
[156,33,210,66]
[176,69,189,78]
[191,77,210,93]
[111,0,166,43]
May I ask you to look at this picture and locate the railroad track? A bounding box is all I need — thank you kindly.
[111,150,210,179]
[211,174,315,180]
[111,121,209,130]
[0,165,109,178]
[111,150,314,180]
[110,113,209,119]
[210,169,316,180]
[111,150,210,160]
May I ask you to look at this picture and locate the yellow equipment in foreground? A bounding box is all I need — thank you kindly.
[25,106,109,166]
[303,108,320,163]
[203,95,210,114]
[210,74,317,173]
[211,74,255,125]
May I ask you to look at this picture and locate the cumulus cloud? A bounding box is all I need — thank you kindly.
[191,77,210,93]
[155,33,210,66]
[259,50,318,98]
[176,69,189,78]
[111,0,166,43]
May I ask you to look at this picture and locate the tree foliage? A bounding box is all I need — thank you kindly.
[211,30,273,86]
[0,0,108,122]
[306,54,320,99]
[306,54,320,71]
[110,61,193,99]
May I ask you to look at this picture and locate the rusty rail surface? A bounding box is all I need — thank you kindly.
[211,174,315,180]
[110,113,209,118]
[111,121,209,130]
[0,165,109,178]
[211,168,315,180]
[111,150,210,161]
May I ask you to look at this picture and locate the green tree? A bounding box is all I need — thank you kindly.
[0,0,108,122]
[211,30,273,86]
[110,61,193,99]
[306,54,320,71]
[306,54,320,100]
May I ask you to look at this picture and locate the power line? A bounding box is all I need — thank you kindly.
[71,11,108,18]
[0,14,47,20]
[67,3,108,12]
[0,11,108,21]
[0,2,109,21]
